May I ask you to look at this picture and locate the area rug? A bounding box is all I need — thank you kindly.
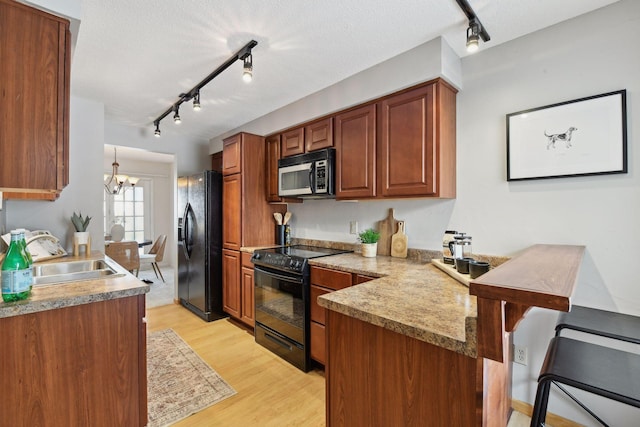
[147,328,236,427]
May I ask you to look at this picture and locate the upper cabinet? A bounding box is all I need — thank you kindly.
[222,134,242,175]
[336,78,457,200]
[378,82,456,198]
[305,117,333,152]
[265,134,282,203]
[280,117,335,158]
[0,0,71,200]
[281,127,305,157]
[335,104,377,199]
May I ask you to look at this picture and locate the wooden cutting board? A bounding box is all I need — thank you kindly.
[391,221,408,258]
[377,208,398,256]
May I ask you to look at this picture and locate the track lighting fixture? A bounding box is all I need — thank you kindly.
[466,19,480,53]
[243,54,253,83]
[454,0,490,54]
[193,91,201,111]
[173,106,181,124]
[151,39,257,137]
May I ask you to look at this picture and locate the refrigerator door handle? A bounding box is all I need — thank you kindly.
[182,203,192,259]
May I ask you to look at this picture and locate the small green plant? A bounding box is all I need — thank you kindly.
[71,211,92,232]
[358,228,380,244]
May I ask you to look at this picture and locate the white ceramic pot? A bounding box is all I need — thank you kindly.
[74,231,90,244]
[361,242,377,258]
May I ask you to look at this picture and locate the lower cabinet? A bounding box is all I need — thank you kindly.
[222,249,255,327]
[309,266,374,365]
[0,295,147,426]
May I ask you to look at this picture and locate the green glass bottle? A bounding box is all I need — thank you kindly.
[1,230,32,302]
[16,229,33,291]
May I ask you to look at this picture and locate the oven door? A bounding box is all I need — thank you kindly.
[254,265,309,370]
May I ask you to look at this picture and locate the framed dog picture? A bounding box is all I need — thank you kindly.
[506,90,627,181]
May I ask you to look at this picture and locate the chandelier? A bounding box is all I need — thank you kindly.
[104,147,139,195]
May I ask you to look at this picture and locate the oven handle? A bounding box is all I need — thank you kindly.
[254,266,305,284]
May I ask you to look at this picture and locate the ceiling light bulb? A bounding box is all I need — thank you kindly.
[173,107,181,124]
[243,54,253,83]
[154,122,161,137]
[466,37,479,53]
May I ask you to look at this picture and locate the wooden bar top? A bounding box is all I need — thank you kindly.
[469,244,585,312]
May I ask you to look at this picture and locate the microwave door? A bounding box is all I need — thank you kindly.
[279,163,314,196]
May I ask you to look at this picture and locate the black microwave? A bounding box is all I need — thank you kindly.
[278,148,335,198]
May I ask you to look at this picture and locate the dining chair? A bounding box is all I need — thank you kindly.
[105,241,140,275]
[139,234,167,282]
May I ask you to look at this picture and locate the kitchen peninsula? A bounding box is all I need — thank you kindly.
[316,244,585,427]
[0,252,149,426]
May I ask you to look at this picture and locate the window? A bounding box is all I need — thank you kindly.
[104,180,152,242]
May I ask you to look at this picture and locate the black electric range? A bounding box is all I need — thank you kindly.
[250,245,351,371]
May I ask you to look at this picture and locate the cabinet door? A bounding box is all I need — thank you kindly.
[305,117,333,152]
[222,134,242,175]
[281,127,305,157]
[0,1,69,196]
[210,151,223,172]
[241,265,255,327]
[310,284,331,324]
[222,174,242,250]
[222,249,241,319]
[335,104,377,199]
[265,134,282,202]
[310,321,326,365]
[379,84,436,197]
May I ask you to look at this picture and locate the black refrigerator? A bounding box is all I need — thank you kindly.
[177,171,227,321]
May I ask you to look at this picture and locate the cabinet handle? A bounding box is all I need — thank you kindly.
[142,317,148,324]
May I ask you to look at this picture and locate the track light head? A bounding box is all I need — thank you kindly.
[173,106,181,124]
[193,91,201,111]
[243,54,253,83]
[154,121,161,137]
[466,19,480,53]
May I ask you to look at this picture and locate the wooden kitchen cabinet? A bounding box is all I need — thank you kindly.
[0,0,70,200]
[240,251,255,327]
[210,151,223,172]
[222,173,242,251]
[379,80,457,198]
[281,126,305,157]
[222,248,241,319]
[222,132,285,325]
[335,103,377,199]
[309,266,373,365]
[0,295,147,426]
[305,117,333,152]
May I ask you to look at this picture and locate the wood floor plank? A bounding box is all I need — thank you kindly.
[146,304,326,426]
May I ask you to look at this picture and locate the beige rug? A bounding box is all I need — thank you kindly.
[147,328,236,426]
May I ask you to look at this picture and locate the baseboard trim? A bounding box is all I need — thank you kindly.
[512,399,582,427]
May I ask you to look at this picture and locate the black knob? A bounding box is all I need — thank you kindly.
[253,253,261,259]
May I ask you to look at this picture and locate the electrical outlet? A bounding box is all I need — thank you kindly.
[350,221,358,234]
[514,345,528,365]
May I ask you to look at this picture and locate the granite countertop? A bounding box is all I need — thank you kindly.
[313,253,478,357]
[0,251,149,319]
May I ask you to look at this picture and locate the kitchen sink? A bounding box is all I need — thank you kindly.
[32,259,125,286]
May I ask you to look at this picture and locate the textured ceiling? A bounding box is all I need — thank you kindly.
[73,0,620,147]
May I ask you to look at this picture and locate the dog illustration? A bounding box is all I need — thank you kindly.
[544,127,577,149]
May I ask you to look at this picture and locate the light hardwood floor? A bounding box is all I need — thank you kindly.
[147,303,538,427]
[147,303,326,426]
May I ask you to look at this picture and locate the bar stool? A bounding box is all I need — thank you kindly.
[531,306,640,426]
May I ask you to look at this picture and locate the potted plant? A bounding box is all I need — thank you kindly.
[71,212,92,255]
[358,228,380,258]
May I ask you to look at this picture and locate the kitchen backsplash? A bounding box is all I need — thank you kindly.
[292,238,509,267]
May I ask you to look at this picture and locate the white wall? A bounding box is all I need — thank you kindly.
[211,1,640,424]
[6,96,105,252]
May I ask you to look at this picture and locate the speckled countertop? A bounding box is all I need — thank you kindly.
[313,253,478,357]
[0,252,149,319]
